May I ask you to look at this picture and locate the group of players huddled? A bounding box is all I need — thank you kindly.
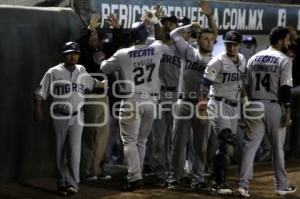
[34,0,297,197]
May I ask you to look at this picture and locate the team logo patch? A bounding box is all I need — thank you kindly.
[71,43,76,49]
[93,51,106,65]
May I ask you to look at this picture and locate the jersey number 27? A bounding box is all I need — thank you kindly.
[133,64,155,85]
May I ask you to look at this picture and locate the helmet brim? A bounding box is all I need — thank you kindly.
[224,40,241,44]
[62,50,81,54]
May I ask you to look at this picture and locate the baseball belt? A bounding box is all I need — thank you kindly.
[213,96,238,107]
[53,110,79,116]
[251,99,281,103]
[160,86,177,92]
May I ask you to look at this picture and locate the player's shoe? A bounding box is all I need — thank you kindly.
[275,185,297,196]
[180,176,192,187]
[84,175,98,181]
[211,183,233,195]
[153,177,167,187]
[167,180,180,190]
[58,187,68,196]
[66,186,78,195]
[237,187,250,197]
[123,179,144,191]
[98,173,112,181]
[191,181,210,192]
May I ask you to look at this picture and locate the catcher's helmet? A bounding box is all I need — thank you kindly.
[130,22,148,44]
[62,41,81,54]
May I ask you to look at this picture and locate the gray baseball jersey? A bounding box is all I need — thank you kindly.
[101,40,164,94]
[100,40,164,183]
[238,47,293,191]
[204,52,247,100]
[35,63,95,190]
[149,42,181,178]
[170,24,212,99]
[169,24,212,185]
[246,47,293,100]
[159,44,181,88]
[36,63,94,113]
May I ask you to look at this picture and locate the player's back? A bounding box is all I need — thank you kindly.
[115,41,164,94]
[159,43,181,88]
[246,47,292,100]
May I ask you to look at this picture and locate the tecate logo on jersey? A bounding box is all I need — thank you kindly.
[129,48,155,58]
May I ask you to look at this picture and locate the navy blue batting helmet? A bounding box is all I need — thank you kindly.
[130,22,148,44]
[223,31,242,44]
[161,15,178,25]
[62,41,81,54]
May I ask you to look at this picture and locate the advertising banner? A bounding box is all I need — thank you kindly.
[83,0,300,34]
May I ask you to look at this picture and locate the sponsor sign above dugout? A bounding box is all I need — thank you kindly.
[89,0,300,34]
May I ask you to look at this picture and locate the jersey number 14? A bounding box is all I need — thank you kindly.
[133,64,155,85]
[255,73,271,91]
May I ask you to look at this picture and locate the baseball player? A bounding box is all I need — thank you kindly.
[167,0,218,191]
[149,15,180,186]
[100,11,165,191]
[237,26,296,197]
[78,13,122,182]
[34,42,106,196]
[202,30,247,195]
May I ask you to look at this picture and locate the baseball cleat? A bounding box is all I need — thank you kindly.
[237,187,250,197]
[123,179,144,191]
[58,187,68,196]
[276,185,296,196]
[191,181,210,192]
[98,173,112,181]
[84,175,98,181]
[167,180,180,190]
[66,186,78,195]
[211,183,233,195]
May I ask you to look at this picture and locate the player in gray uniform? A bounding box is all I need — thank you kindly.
[237,27,296,197]
[100,15,165,191]
[202,31,247,195]
[168,1,218,191]
[150,15,180,185]
[34,42,106,196]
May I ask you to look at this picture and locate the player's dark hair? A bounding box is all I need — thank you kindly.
[269,26,290,45]
[197,28,213,39]
[130,22,148,44]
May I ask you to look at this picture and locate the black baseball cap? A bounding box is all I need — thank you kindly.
[178,16,191,26]
[161,15,178,25]
[243,36,257,44]
[62,41,81,54]
[223,31,243,44]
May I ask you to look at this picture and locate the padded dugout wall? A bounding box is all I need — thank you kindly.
[0,6,83,181]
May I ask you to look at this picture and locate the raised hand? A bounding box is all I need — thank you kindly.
[107,14,120,29]
[142,4,164,24]
[88,14,101,30]
[191,22,201,32]
[154,4,164,19]
[101,79,108,89]
[199,0,212,16]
